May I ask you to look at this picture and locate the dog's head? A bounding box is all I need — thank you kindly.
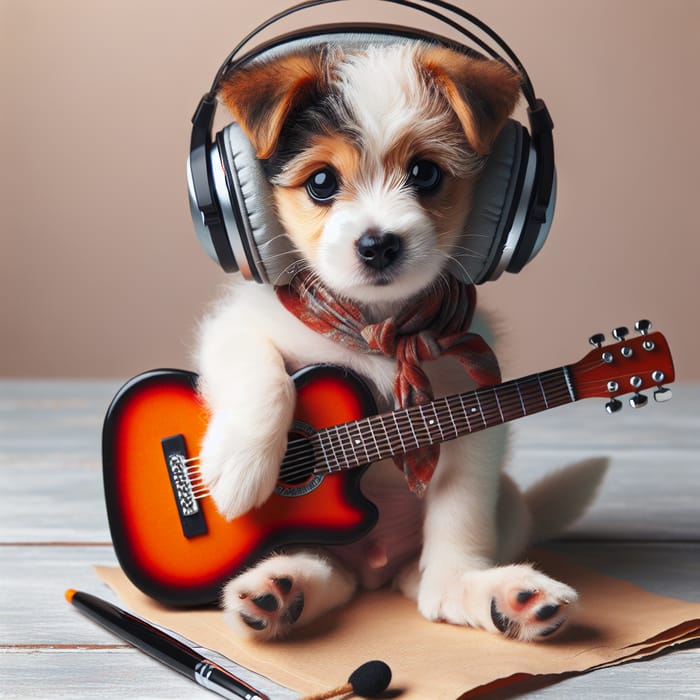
[219,41,520,307]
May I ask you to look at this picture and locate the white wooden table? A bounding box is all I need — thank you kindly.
[1,378,699,699]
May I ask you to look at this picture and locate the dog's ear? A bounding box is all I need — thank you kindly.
[420,47,521,155]
[219,51,326,159]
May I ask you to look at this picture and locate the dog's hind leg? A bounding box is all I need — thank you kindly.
[405,428,583,641]
[221,550,357,640]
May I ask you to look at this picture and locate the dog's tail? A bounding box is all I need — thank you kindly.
[524,457,609,543]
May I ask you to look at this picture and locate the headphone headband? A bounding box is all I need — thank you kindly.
[206,0,537,106]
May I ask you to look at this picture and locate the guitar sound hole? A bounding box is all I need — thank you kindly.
[278,433,315,486]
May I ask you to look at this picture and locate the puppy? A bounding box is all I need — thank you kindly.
[196,40,605,642]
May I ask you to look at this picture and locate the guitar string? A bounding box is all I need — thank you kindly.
[183,356,666,497]
[186,365,657,495]
[185,360,618,482]
[186,386,576,499]
[185,366,654,495]
[184,371,570,477]
[182,352,647,472]
[185,379,575,496]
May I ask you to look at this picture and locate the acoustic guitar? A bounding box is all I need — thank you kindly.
[102,321,674,606]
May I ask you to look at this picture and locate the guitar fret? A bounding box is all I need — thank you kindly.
[351,420,371,465]
[345,422,361,466]
[317,435,333,473]
[333,424,351,469]
[541,369,574,408]
[536,373,549,409]
[515,381,527,415]
[376,415,394,457]
[417,405,434,444]
[405,408,420,449]
[458,393,473,432]
[329,427,345,472]
[463,392,485,429]
[432,402,446,440]
[519,375,548,414]
[474,391,487,427]
[493,382,527,423]
[444,397,459,439]
[493,388,505,423]
[392,412,408,454]
[365,417,382,462]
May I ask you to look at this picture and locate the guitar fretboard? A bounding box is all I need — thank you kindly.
[309,367,575,473]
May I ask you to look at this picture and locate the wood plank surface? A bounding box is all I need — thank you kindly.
[1,379,698,699]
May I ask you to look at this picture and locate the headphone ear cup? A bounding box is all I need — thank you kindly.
[449,119,530,284]
[217,122,298,284]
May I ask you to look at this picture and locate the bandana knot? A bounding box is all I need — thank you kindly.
[277,273,501,495]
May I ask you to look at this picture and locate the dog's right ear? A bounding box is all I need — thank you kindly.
[218,51,326,160]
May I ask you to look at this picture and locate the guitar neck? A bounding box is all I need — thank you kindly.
[313,366,576,472]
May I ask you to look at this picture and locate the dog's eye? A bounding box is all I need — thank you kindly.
[305,168,339,203]
[408,160,442,194]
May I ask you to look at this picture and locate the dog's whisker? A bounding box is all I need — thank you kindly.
[272,255,313,288]
[447,245,488,261]
[450,242,490,254]
[440,252,476,285]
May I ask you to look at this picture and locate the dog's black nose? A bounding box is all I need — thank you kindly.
[356,231,402,271]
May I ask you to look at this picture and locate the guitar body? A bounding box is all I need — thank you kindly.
[102,366,379,607]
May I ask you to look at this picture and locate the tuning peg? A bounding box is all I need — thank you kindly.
[654,387,673,403]
[605,398,623,414]
[612,326,629,342]
[588,333,606,348]
[635,319,652,335]
[629,393,648,408]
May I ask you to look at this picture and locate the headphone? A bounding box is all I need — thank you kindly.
[187,0,556,286]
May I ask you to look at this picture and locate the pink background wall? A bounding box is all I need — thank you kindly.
[2,0,698,380]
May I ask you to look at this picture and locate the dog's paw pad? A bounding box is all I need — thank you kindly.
[226,575,305,640]
[490,576,577,641]
[250,592,279,612]
[273,576,293,595]
[239,611,268,631]
[281,592,305,625]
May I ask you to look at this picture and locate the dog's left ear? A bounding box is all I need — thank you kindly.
[218,50,326,159]
[420,47,521,155]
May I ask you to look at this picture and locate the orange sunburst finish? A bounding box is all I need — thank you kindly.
[102,367,378,607]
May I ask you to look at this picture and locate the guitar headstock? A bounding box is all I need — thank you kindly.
[570,320,675,412]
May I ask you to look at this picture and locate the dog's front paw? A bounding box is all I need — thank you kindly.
[487,565,578,641]
[198,409,288,520]
[223,568,305,641]
[221,552,356,641]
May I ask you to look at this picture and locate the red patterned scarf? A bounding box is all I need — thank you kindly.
[276,273,501,495]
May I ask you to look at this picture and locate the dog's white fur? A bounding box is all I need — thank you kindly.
[196,42,606,642]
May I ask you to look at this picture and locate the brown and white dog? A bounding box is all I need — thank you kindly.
[195,40,605,641]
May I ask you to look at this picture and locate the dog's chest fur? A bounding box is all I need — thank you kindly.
[214,280,487,587]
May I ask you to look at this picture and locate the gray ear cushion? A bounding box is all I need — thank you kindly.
[448,119,525,284]
[220,122,299,285]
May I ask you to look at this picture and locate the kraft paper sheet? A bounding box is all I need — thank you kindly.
[96,550,700,699]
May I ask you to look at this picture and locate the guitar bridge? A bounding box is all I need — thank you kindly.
[161,434,208,539]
